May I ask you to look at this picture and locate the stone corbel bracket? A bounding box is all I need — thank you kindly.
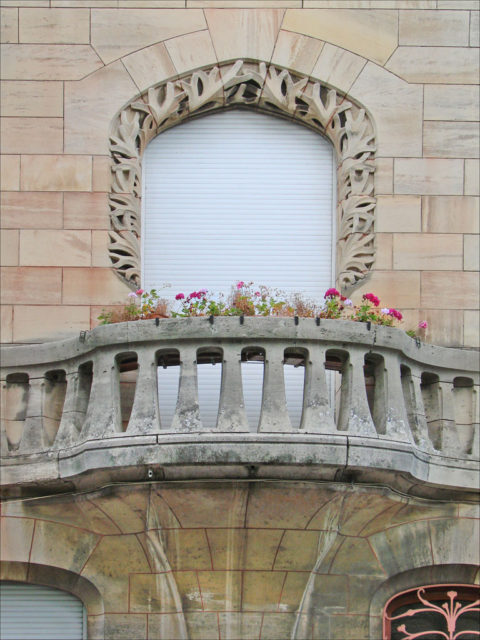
[108,60,377,289]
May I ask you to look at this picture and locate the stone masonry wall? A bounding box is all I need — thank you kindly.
[1,0,479,347]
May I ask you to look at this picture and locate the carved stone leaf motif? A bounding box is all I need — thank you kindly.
[108,60,377,290]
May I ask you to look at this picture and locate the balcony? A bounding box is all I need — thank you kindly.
[1,318,478,499]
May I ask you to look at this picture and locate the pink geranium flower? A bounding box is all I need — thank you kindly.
[175,293,185,300]
[135,289,144,295]
[324,288,340,298]
[236,281,245,289]
[363,293,380,307]
[418,320,428,329]
[388,308,403,321]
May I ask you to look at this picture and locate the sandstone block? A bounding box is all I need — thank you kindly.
[217,613,263,640]
[464,234,480,271]
[165,30,217,75]
[120,1,185,6]
[421,309,463,347]
[130,571,198,613]
[369,521,432,575]
[64,61,138,155]
[386,47,478,84]
[273,530,321,570]
[1,1,49,5]
[50,0,117,6]
[393,233,463,270]
[399,10,469,46]
[304,0,436,5]
[271,31,324,77]
[242,571,285,610]
[204,9,283,61]
[1,155,20,190]
[104,615,147,640]
[30,520,100,572]
[311,42,366,94]
[282,9,397,65]
[0,517,35,563]
[422,196,479,233]
[329,615,370,640]
[21,155,92,191]
[424,121,479,159]
[0,230,18,266]
[464,310,480,348]
[424,85,479,121]
[465,160,479,196]
[278,573,311,611]
[350,63,422,157]
[163,528,212,570]
[19,8,90,44]
[421,271,479,309]
[206,528,283,570]
[355,270,421,308]
[374,233,393,270]
[0,8,17,43]
[62,267,130,304]
[190,0,300,6]
[1,117,63,154]
[376,195,421,232]
[245,483,326,528]
[91,9,206,64]
[64,192,109,230]
[0,81,63,117]
[1,267,62,304]
[375,157,393,195]
[122,43,176,93]
[184,612,220,640]
[330,537,385,575]
[430,518,480,565]
[438,1,478,8]
[394,159,464,195]
[19,230,91,266]
[1,305,13,342]
[471,9,479,46]
[0,44,103,80]
[197,570,242,610]
[1,192,63,229]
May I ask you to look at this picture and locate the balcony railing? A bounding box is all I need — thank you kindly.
[1,318,478,498]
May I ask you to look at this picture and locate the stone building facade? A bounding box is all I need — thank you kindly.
[0,1,479,639]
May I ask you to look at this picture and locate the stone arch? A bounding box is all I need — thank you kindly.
[0,561,105,639]
[108,59,377,291]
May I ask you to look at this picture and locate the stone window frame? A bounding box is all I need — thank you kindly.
[108,59,377,291]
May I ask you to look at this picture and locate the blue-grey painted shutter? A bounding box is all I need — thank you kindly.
[0,582,85,640]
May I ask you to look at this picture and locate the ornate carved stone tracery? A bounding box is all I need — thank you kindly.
[108,60,377,289]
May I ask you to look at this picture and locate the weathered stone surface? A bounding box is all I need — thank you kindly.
[464,310,480,348]
[422,196,479,233]
[62,267,129,304]
[386,46,479,84]
[30,519,100,572]
[282,9,397,64]
[0,230,18,266]
[1,267,62,304]
[350,63,422,157]
[91,9,206,64]
[0,154,20,190]
[0,80,63,117]
[393,233,463,270]
[375,157,394,195]
[394,159,464,195]
[273,530,322,570]
[311,42,366,93]
[1,192,63,230]
[376,195,421,232]
[165,30,217,74]
[104,614,147,640]
[355,270,421,308]
[1,117,63,154]
[0,517,35,562]
[465,160,480,195]
[369,520,432,574]
[424,84,479,121]
[430,518,480,565]
[121,43,176,92]
[64,192,109,230]
[19,8,90,44]
[65,61,138,155]
[421,271,479,309]
[21,155,92,191]
[206,528,283,570]
[0,8,18,43]
[204,9,283,60]
[424,121,479,159]
[399,10,469,46]
[0,44,103,80]
[198,570,242,610]
[271,30,324,76]
[0,305,13,343]
[13,305,91,343]
[19,230,91,266]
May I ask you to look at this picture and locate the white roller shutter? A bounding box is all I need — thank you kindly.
[142,110,335,428]
[0,582,86,640]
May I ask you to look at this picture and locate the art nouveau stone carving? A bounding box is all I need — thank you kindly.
[109,60,376,289]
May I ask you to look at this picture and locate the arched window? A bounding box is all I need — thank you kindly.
[0,582,86,640]
[141,109,335,299]
[384,584,480,640]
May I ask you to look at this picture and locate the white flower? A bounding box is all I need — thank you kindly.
[128,292,138,298]
[344,298,353,306]
[381,307,389,314]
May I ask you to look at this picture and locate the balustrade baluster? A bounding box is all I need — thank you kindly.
[438,380,462,455]
[300,344,335,433]
[216,344,249,432]
[18,376,46,453]
[53,371,81,448]
[127,347,161,435]
[336,347,377,436]
[258,344,292,433]
[378,353,413,443]
[403,369,433,451]
[81,351,121,440]
[170,346,202,432]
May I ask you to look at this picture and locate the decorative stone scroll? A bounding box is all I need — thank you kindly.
[108,60,377,289]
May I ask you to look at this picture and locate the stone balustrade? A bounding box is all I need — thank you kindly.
[1,318,478,499]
